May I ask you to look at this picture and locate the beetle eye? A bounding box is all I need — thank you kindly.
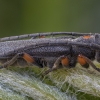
[95,51,100,63]
[95,34,100,44]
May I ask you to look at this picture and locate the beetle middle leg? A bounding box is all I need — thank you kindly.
[43,55,70,75]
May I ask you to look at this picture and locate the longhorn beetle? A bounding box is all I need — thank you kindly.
[0,32,100,75]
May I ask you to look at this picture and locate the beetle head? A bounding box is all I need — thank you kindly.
[95,33,100,44]
[94,34,100,62]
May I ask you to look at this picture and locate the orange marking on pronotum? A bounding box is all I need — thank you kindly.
[77,54,87,65]
[83,35,91,39]
[22,53,35,63]
[61,57,69,66]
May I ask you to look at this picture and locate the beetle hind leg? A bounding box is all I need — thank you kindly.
[0,52,35,69]
[0,53,22,69]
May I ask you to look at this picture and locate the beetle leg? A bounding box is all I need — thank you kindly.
[0,53,20,69]
[43,55,69,75]
[0,52,35,69]
[78,54,100,72]
[22,53,35,63]
[78,54,89,68]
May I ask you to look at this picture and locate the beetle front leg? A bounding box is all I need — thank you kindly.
[78,54,100,72]
[0,52,35,69]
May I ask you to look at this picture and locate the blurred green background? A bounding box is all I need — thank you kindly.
[0,0,100,37]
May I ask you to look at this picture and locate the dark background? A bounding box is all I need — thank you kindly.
[0,0,100,37]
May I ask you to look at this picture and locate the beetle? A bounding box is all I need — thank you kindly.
[0,32,100,75]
